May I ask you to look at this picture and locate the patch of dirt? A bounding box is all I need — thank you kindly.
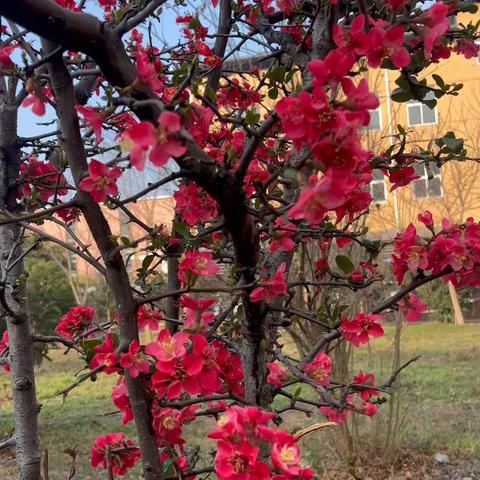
[315,449,480,480]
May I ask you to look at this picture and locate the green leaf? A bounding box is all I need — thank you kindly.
[80,338,103,363]
[432,74,446,90]
[335,255,355,274]
[391,90,412,103]
[142,254,155,270]
[443,136,464,153]
[244,108,260,125]
[423,98,437,109]
[173,220,191,239]
[267,66,286,83]
[285,69,297,83]
[268,87,279,100]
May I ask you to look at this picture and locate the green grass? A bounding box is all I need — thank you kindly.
[1,322,480,479]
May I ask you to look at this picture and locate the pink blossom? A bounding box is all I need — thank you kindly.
[79,159,121,203]
[119,340,150,378]
[399,293,427,322]
[340,313,384,347]
[250,263,287,303]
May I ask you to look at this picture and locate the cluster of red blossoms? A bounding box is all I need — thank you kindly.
[393,211,480,289]
[209,405,313,480]
[90,432,140,475]
[276,2,453,226]
[83,322,244,475]
[266,351,379,425]
[0,331,9,372]
[173,181,218,226]
[55,305,95,340]
[18,156,68,204]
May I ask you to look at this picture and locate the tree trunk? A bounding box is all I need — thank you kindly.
[0,91,41,479]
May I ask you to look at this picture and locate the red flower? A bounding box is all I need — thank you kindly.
[266,361,289,387]
[386,0,407,10]
[19,156,68,202]
[55,305,95,339]
[90,334,119,374]
[74,105,104,144]
[417,2,450,60]
[388,166,420,191]
[122,112,186,171]
[454,39,480,60]
[418,210,434,228]
[341,78,379,111]
[399,293,426,322]
[174,181,218,226]
[136,305,163,330]
[0,331,9,372]
[111,379,133,425]
[151,405,197,446]
[79,159,121,203]
[180,294,216,332]
[289,174,350,224]
[56,205,82,223]
[301,352,331,386]
[90,432,140,476]
[0,44,18,69]
[134,49,164,92]
[150,351,203,399]
[363,402,377,416]
[178,250,219,285]
[319,406,348,424]
[405,245,428,270]
[271,431,313,479]
[217,78,261,109]
[364,25,410,69]
[145,328,188,362]
[269,220,296,252]
[340,313,384,347]
[250,263,287,303]
[352,370,379,401]
[308,49,356,89]
[209,405,275,443]
[22,86,50,116]
[119,340,150,378]
[215,440,269,480]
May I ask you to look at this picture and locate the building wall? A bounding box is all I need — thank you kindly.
[364,10,480,237]
[41,196,175,279]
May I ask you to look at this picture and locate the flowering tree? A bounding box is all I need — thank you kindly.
[0,0,479,479]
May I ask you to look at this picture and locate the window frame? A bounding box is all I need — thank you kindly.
[412,163,443,199]
[406,92,438,127]
[366,105,382,131]
[370,170,387,204]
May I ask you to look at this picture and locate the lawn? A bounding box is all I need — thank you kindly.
[1,322,479,479]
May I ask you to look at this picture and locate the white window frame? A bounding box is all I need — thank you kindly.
[406,93,438,127]
[413,164,443,199]
[370,170,387,204]
[367,105,382,131]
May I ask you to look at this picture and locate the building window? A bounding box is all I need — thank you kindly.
[367,107,381,131]
[370,170,387,203]
[406,91,437,126]
[413,163,442,199]
[448,16,457,28]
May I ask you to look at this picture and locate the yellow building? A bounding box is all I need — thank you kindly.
[363,10,480,238]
